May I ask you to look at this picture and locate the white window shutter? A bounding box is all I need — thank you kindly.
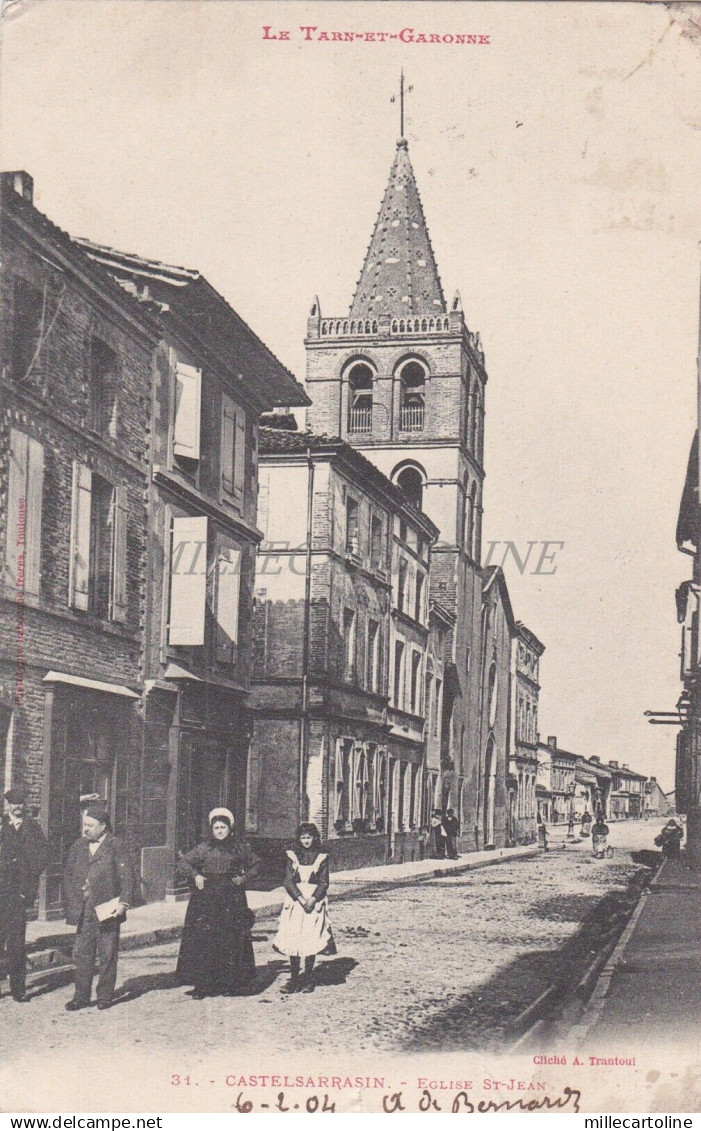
[334,740,345,821]
[245,744,260,833]
[173,362,202,460]
[215,546,241,662]
[414,767,423,827]
[5,430,28,590]
[69,462,92,610]
[23,437,44,596]
[233,408,246,503]
[257,469,270,539]
[221,394,236,497]
[111,484,128,623]
[392,760,401,831]
[169,515,207,645]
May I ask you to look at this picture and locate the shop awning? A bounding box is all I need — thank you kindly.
[43,671,139,699]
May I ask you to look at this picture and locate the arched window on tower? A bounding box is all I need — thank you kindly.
[470,379,479,453]
[347,362,374,434]
[396,466,424,511]
[469,482,478,560]
[399,360,426,432]
[463,478,474,555]
[474,388,483,462]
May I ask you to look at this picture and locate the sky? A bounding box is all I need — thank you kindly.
[2,0,700,788]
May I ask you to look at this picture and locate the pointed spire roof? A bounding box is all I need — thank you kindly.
[349,139,446,320]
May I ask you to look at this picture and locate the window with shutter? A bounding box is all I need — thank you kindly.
[215,545,241,664]
[111,485,128,623]
[413,766,423,828]
[335,739,350,824]
[233,408,246,505]
[5,430,43,596]
[245,744,260,833]
[173,360,202,461]
[257,469,270,539]
[168,515,208,645]
[220,394,236,498]
[69,462,92,611]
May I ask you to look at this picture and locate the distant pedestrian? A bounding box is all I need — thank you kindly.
[655,820,683,859]
[591,816,610,859]
[537,819,549,851]
[430,810,446,858]
[274,824,335,994]
[418,826,430,860]
[63,806,133,1011]
[176,809,261,999]
[0,787,50,1002]
[580,810,593,837]
[444,809,460,859]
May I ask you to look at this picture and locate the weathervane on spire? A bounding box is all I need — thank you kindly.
[390,70,413,139]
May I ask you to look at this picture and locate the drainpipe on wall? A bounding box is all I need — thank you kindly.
[299,444,315,824]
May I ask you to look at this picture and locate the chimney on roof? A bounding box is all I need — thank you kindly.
[609,760,619,768]
[3,171,33,203]
[590,755,600,763]
[622,763,629,769]
[650,776,656,783]
[547,736,557,749]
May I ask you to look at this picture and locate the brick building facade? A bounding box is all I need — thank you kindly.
[507,622,544,844]
[0,172,160,916]
[1,171,307,913]
[248,426,438,869]
[77,243,308,901]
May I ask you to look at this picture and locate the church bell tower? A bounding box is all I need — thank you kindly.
[305,130,489,838]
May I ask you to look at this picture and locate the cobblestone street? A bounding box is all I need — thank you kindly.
[0,821,662,1070]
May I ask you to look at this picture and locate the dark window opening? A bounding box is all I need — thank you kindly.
[398,558,409,614]
[415,573,424,623]
[12,278,44,382]
[397,467,423,510]
[348,363,373,433]
[394,641,404,707]
[89,339,119,438]
[370,514,383,570]
[89,474,115,620]
[345,496,359,555]
[343,608,356,679]
[410,651,421,713]
[399,361,425,431]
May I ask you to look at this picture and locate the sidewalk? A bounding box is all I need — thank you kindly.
[21,842,538,976]
[573,852,701,1047]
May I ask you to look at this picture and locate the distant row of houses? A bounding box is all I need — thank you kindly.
[536,736,673,824]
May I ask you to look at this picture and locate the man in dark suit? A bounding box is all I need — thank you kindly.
[63,805,134,1011]
[444,809,460,860]
[1,786,50,1002]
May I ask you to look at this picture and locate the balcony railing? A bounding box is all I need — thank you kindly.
[349,405,372,433]
[400,403,425,431]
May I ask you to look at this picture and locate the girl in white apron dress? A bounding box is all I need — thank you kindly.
[273,823,335,993]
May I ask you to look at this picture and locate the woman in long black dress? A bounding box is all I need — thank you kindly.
[175,808,261,999]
